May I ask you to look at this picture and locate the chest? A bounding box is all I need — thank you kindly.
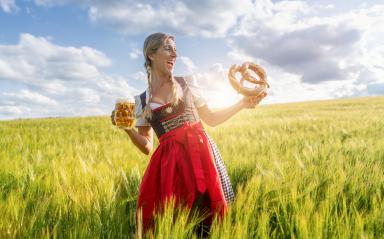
[151,83,173,105]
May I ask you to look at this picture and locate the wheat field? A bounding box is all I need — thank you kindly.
[0,96,383,238]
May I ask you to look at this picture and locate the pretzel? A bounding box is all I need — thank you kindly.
[228,62,269,96]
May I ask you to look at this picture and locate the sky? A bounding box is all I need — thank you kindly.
[0,0,383,120]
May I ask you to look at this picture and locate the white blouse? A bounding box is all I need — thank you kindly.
[134,75,206,127]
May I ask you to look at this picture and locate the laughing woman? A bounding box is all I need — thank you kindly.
[112,32,267,235]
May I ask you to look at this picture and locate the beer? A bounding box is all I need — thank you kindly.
[114,98,135,129]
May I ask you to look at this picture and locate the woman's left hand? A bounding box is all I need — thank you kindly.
[241,92,268,109]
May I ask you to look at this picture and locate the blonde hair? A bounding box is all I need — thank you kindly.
[142,32,179,120]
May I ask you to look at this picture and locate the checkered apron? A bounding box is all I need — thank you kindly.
[203,131,235,203]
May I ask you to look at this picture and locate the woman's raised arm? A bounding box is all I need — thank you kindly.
[197,92,267,127]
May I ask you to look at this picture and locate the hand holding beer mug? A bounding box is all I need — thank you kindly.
[113,98,135,130]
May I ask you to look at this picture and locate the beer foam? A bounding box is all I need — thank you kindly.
[115,96,134,104]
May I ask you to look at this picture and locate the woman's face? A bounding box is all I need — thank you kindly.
[150,38,177,76]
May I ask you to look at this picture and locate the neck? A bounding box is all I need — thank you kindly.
[150,70,172,92]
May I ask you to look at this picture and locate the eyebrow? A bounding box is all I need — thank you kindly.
[164,44,176,49]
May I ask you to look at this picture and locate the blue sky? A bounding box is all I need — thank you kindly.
[0,0,383,120]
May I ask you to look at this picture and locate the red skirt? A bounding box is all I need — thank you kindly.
[136,121,227,231]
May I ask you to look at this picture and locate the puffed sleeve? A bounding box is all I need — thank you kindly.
[134,94,150,127]
[184,74,207,108]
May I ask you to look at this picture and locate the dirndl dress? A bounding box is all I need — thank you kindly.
[134,76,235,232]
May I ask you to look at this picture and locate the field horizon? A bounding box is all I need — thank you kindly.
[1,95,379,122]
[1,95,383,238]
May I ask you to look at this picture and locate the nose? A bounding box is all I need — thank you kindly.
[171,49,177,58]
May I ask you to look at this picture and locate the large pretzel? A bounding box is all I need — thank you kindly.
[228,62,269,96]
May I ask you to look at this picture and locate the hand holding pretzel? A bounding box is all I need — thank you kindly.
[241,92,268,109]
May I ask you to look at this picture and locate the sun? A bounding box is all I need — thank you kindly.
[204,88,241,109]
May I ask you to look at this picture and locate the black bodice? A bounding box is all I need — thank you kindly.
[139,77,201,138]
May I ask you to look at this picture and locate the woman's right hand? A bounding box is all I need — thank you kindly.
[110,110,116,125]
[111,110,134,131]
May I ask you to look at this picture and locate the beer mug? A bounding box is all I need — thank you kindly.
[114,98,135,129]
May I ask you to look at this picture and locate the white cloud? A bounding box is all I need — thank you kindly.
[0,105,31,120]
[182,52,382,108]
[229,2,362,82]
[176,59,251,109]
[178,56,197,75]
[95,74,139,99]
[2,0,383,120]
[33,0,88,7]
[175,54,373,109]
[58,0,382,100]
[0,0,18,13]
[227,1,384,100]
[27,0,253,37]
[131,71,147,82]
[0,34,111,84]
[0,33,140,120]
[129,48,141,59]
[2,89,58,106]
[76,88,101,103]
[179,61,243,108]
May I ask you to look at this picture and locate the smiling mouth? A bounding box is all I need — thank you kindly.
[167,60,175,69]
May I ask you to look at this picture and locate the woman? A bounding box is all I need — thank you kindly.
[112,32,267,234]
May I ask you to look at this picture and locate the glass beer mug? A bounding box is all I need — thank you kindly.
[114,98,135,129]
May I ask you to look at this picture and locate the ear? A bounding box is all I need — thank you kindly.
[148,53,155,61]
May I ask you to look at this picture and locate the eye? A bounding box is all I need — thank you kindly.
[164,45,176,52]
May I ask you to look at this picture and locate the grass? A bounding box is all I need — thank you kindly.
[0,96,383,238]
